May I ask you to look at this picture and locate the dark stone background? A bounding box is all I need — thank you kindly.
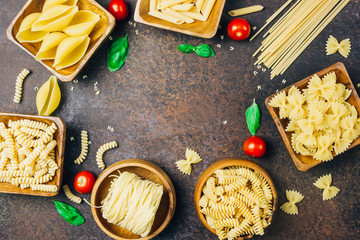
[0,0,359,239]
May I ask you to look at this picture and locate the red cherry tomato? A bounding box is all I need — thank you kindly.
[227,18,251,41]
[108,0,129,21]
[74,171,96,194]
[243,136,266,158]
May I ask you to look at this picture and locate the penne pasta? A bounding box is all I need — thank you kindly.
[157,0,187,9]
[163,8,195,23]
[228,5,264,17]
[169,3,194,11]
[149,11,184,24]
[200,0,216,21]
[149,0,157,12]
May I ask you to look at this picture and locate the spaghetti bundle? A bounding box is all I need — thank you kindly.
[253,0,350,79]
[101,171,163,237]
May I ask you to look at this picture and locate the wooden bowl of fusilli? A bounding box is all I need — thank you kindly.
[194,158,277,240]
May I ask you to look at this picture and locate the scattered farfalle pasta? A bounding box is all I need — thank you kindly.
[326,35,351,58]
[269,72,360,162]
[63,184,82,204]
[199,166,274,239]
[313,174,340,201]
[0,119,59,192]
[175,148,202,175]
[13,68,30,104]
[96,141,117,169]
[280,190,304,215]
[74,131,88,165]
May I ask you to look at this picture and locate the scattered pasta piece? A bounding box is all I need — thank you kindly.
[228,5,264,17]
[280,190,304,215]
[102,171,163,237]
[200,166,274,239]
[96,141,117,169]
[74,131,89,165]
[313,174,340,201]
[175,148,202,175]
[269,72,360,162]
[13,68,30,103]
[326,35,351,58]
[63,184,82,204]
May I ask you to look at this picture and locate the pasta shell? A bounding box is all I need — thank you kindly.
[16,13,48,43]
[36,32,68,60]
[42,0,78,11]
[53,35,90,70]
[36,75,61,116]
[32,5,78,32]
[63,10,100,36]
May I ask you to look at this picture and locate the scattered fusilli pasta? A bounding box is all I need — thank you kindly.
[74,131,89,165]
[63,184,82,204]
[13,68,30,103]
[96,141,117,169]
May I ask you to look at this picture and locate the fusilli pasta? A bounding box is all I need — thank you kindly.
[74,130,89,165]
[63,184,82,204]
[13,68,30,103]
[96,141,117,169]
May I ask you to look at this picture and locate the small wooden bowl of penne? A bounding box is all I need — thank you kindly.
[194,158,277,240]
[134,0,226,38]
[6,0,115,82]
[0,112,66,197]
[91,159,176,240]
[265,62,360,171]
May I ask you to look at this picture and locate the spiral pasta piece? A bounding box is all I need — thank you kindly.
[74,131,89,165]
[13,68,30,103]
[30,184,58,192]
[63,184,82,204]
[96,141,117,169]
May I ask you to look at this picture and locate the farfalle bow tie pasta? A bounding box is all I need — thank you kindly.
[326,35,351,58]
[175,148,202,175]
[280,190,304,215]
[313,174,340,201]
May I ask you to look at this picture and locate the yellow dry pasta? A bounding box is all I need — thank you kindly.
[228,5,264,17]
[13,68,30,104]
[63,184,82,204]
[175,148,202,175]
[30,184,58,192]
[280,190,304,215]
[313,174,340,201]
[74,130,89,165]
[96,141,117,169]
[326,35,351,58]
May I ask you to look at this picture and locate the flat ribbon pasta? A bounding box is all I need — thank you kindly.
[175,148,202,175]
[16,13,48,43]
[326,35,351,58]
[313,174,340,201]
[280,190,304,215]
[63,10,100,36]
[36,32,68,60]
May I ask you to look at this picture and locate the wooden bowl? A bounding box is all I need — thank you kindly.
[6,0,115,82]
[0,112,66,197]
[91,159,176,240]
[134,0,226,38]
[265,62,360,171]
[194,158,277,239]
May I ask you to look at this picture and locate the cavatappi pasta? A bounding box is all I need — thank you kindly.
[101,171,163,237]
[0,119,59,192]
[199,166,274,239]
[269,72,360,162]
[15,0,100,70]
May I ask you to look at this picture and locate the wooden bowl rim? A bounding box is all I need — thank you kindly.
[0,112,66,197]
[6,0,115,82]
[90,159,176,240]
[194,158,278,240]
[265,62,360,171]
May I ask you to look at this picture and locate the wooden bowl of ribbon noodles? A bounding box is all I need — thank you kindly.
[194,158,277,240]
[91,159,176,240]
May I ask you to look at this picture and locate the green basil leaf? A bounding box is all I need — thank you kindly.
[53,200,85,226]
[177,44,195,53]
[194,44,215,58]
[107,34,129,72]
[245,99,261,135]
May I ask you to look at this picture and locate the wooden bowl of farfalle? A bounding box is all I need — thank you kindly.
[194,158,277,240]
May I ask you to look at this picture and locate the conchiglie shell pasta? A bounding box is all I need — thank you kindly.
[53,35,90,70]
[32,5,78,32]
[63,10,100,36]
[16,13,48,43]
[42,0,78,11]
[36,32,68,60]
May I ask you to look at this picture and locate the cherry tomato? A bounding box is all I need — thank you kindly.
[243,136,266,158]
[108,0,129,21]
[74,171,96,194]
[227,18,251,41]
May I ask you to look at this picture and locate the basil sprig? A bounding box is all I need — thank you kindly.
[245,99,261,135]
[107,34,129,72]
[177,44,215,58]
[53,201,85,226]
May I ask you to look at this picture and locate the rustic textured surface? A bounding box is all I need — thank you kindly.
[0,0,359,239]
